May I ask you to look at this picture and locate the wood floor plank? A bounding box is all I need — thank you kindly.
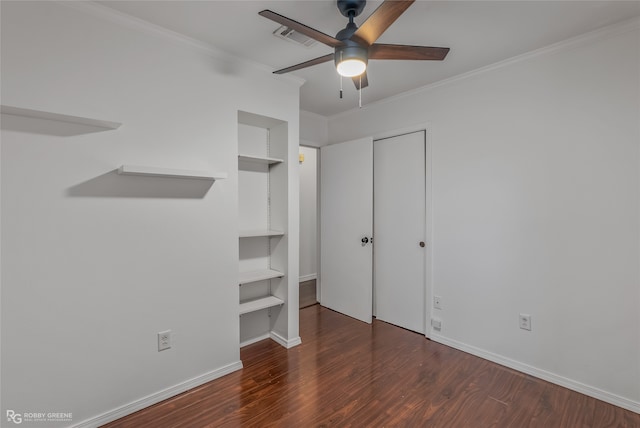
[530,382,597,428]
[497,374,548,427]
[592,398,640,428]
[102,305,640,427]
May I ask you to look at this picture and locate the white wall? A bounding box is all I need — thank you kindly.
[300,110,328,147]
[328,21,640,411]
[299,146,318,281]
[0,2,300,426]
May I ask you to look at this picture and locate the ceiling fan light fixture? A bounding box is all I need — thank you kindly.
[335,45,368,77]
[337,58,367,77]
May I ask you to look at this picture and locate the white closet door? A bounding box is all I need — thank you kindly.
[374,131,426,333]
[320,138,373,324]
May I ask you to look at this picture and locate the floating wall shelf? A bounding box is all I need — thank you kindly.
[239,269,285,285]
[239,230,285,238]
[118,165,227,180]
[238,154,283,165]
[239,296,284,315]
[0,105,121,129]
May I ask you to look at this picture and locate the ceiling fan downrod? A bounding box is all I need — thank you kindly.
[337,0,366,19]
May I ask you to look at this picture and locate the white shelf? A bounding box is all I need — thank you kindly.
[1,105,121,129]
[239,296,284,315]
[238,154,283,165]
[237,112,290,348]
[118,165,227,180]
[239,230,284,238]
[239,269,284,285]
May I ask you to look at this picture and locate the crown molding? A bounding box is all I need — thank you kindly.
[328,16,640,121]
[56,1,305,88]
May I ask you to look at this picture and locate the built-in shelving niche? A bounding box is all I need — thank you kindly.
[238,110,289,348]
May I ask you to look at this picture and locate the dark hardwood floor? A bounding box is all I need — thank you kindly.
[104,305,640,427]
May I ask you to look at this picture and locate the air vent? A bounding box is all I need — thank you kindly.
[273,25,317,48]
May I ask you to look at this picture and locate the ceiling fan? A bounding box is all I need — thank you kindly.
[259,0,450,91]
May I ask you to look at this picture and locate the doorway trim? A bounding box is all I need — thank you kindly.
[300,141,321,304]
[371,123,433,339]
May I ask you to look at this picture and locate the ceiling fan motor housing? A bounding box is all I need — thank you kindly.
[334,43,368,70]
[335,21,368,70]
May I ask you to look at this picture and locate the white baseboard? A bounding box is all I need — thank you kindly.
[240,333,270,348]
[240,332,302,349]
[430,333,640,414]
[270,331,302,349]
[72,361,243,428]
[299,274,317,282]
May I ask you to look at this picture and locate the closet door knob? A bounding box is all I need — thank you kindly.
[361,237,369,244]
[419,241,426,248]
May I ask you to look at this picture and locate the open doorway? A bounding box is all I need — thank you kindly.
[299,145,319,309]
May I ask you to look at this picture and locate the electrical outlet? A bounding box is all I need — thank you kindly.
[434,295,442,310]
[158,330,172,351]
[519,314,531,331]
[431,318,442,331]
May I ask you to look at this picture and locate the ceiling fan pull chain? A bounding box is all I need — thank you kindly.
[339,52,344,99]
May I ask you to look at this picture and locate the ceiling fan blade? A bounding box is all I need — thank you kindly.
[351,0,415,46]
[352,72,369,90]
[259,10,344,48]
[273,53,335,74]
[369,44,450,60]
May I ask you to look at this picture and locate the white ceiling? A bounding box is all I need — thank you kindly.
[98,1,640,117]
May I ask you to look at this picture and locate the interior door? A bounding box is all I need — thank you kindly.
[320,137,373,324]
[374,131,426,333]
